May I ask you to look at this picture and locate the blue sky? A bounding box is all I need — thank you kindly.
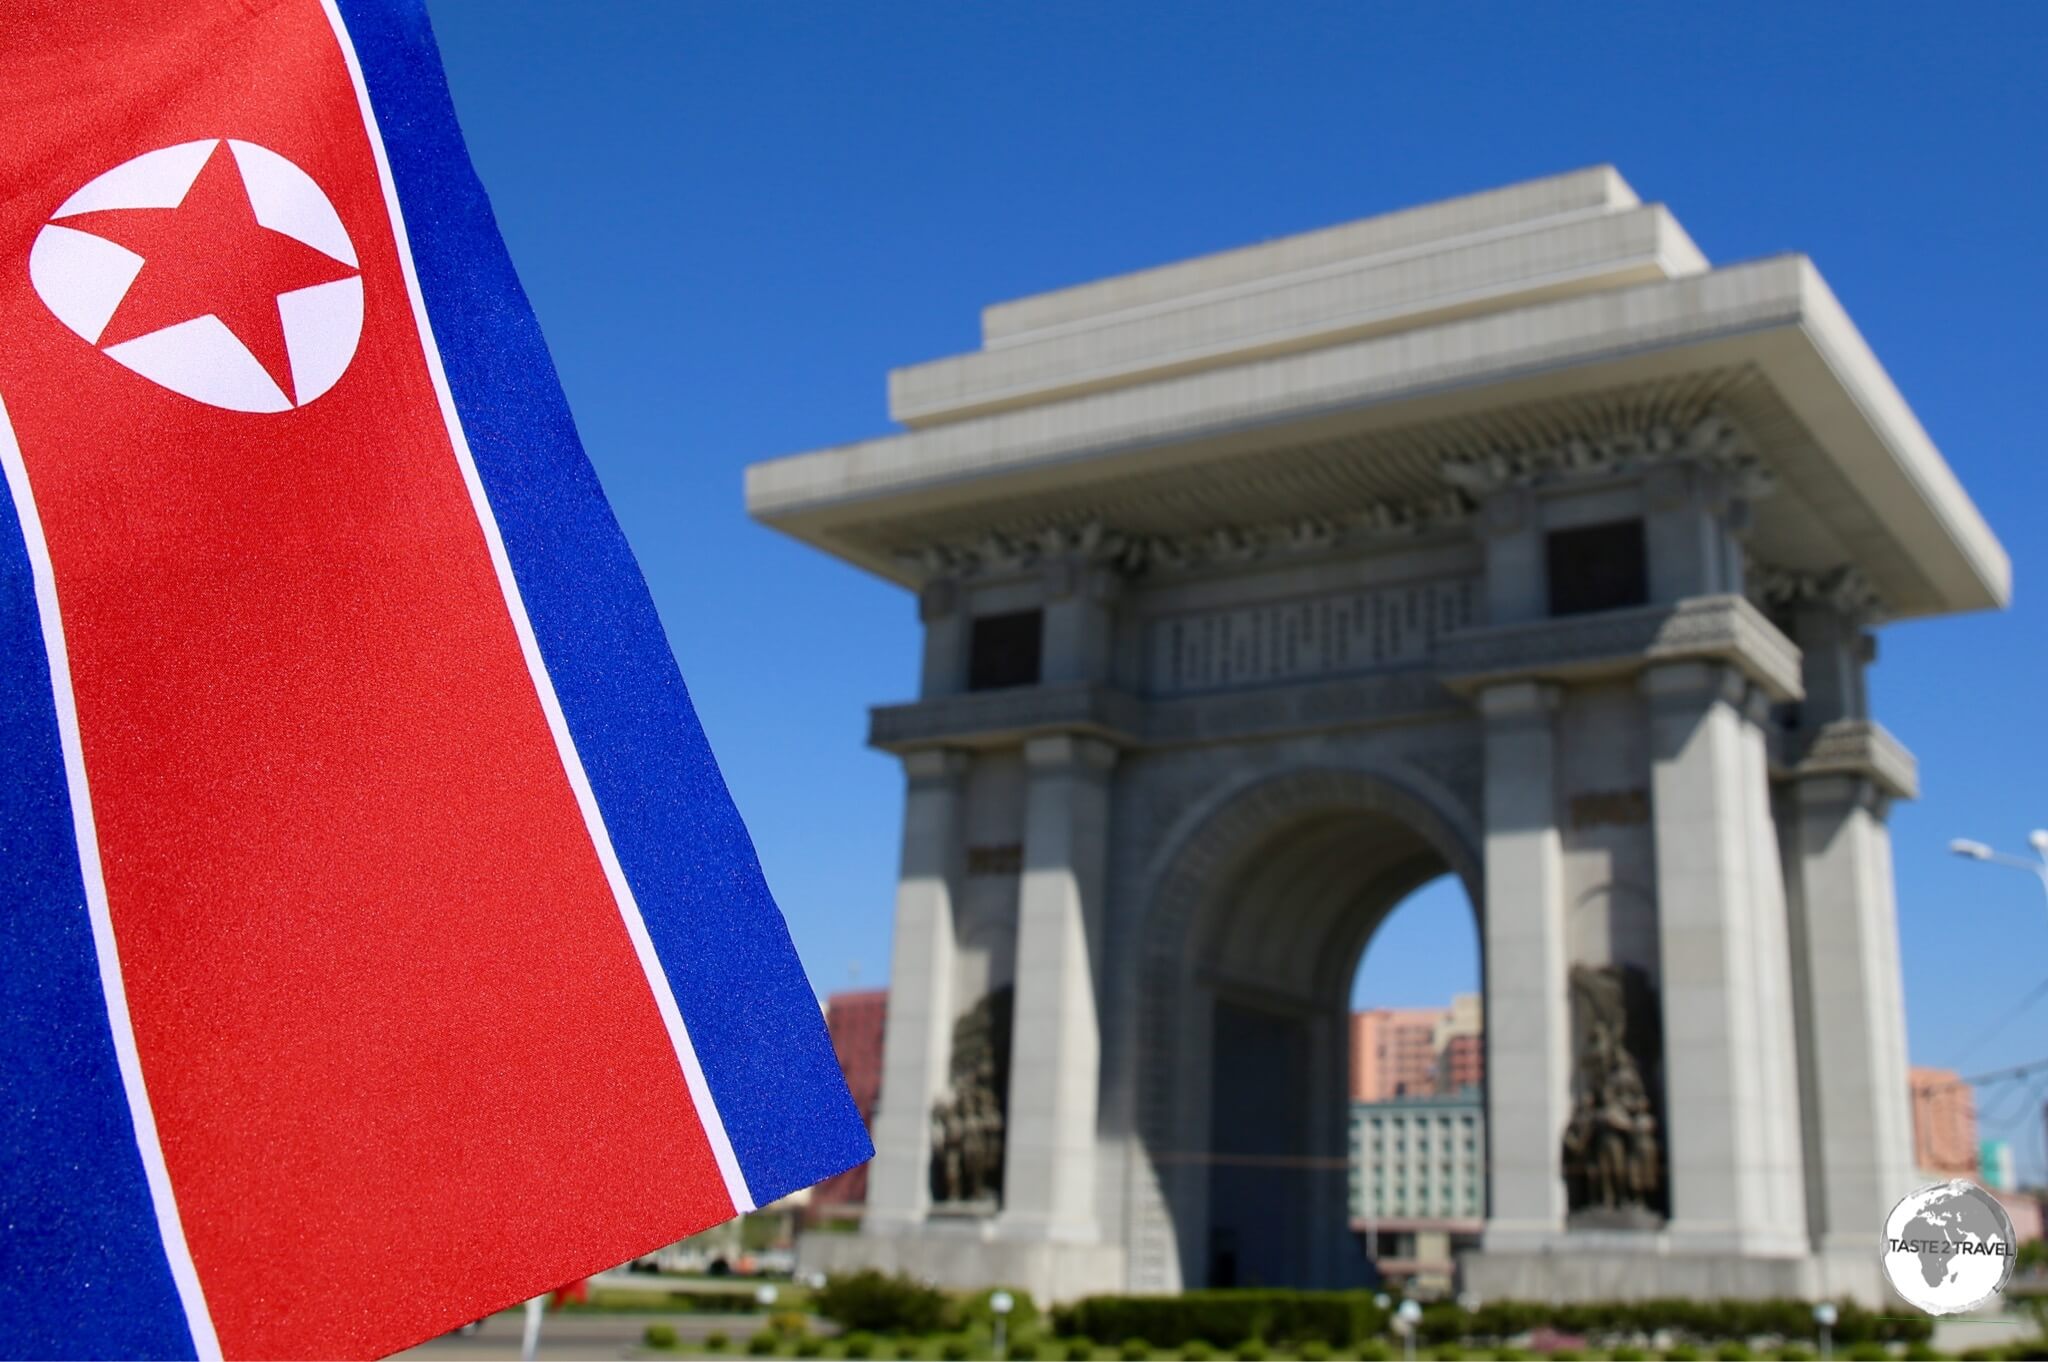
[424,2,2048,1177]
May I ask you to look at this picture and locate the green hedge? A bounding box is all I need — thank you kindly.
[1052,1291,1384,1347]
[1052,1293,1932,1349]
[1413,1297,1928,1347]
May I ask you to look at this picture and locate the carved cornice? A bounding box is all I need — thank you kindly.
[1436,594,1804,703]
[869,682,1142,754]
[1748,562,1888,628]
[894,520,1148,581]
[1438,412,1776,501]
[890,413,1787,585]
[1780,718,1918,802]
[869,671,1467,754]
[891,498,1471,582]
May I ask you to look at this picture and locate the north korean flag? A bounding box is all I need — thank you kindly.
[0,3,870,1358]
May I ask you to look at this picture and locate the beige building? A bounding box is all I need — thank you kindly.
[1908,1066,1980,1179]
[1352,1007,1449,1100]
[1350,993,1484,1101]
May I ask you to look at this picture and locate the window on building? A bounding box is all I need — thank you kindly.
[1546,519,1648,616]
[967,610,1043,691]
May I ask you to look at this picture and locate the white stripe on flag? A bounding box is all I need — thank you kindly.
[316,1,757,1217]
[0,393,224,1362]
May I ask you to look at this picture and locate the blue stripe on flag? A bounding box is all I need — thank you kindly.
[0,477,197,1360]
[335,0,871,1206]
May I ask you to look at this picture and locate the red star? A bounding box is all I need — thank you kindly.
[63,141,357,401]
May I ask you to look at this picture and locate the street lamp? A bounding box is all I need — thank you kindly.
[1949,832,2048,911]
[1813,1301,1837,1361]
[989,1290,1014,1360]
[1395,1299,1423,1362]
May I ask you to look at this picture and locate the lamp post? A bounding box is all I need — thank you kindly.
[989,1290,1014,1361]
[1395,1299,1423,1362]
[1948,832,2048,913]
[1813,1301,1837,1361]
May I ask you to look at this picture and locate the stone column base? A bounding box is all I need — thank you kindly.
[1460,1240,1842,1303]
[796,1224,1128,1304]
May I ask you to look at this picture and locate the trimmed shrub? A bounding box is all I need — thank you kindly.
[643,1324,678,1350]
[1054,1292,1379,1349]
[1233,1342,1268,1362]
[1774,1347,1817,1361]
[842,1333,877,1360]
[1840,1348,1887,1362]
[747,1332,778,1357]
[1118,1340,1151,1361]
[1662,1348,1702,1361]
[688,1291,771,1315]
[1182,1344,1217,1361]
[814,1271,949,1336]
[939,1338,972,1362]
[1298,1341,1333,1361]
[1062,1340,1095,1362]
[1609,1347,1651,1361]
[1712,1345,1751,1361]
[706,1334,730,1353]
[794,1339,823,1359]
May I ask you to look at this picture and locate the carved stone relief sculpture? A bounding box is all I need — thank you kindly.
[1562,962,1668,1224]
[930,985,1013,1211]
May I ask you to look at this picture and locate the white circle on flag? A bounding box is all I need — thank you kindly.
[27,138,363,413]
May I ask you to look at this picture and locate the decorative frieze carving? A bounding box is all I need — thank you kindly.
[890,414,1786,587]
[1147,577,1477,695]
[893,500,1470,583]
[1439,412,1776,501]
[1748,562,1888,627]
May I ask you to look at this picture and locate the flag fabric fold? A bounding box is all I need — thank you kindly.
[0,2,871,1357]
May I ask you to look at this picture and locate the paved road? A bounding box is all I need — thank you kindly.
[393,1309,763,1361]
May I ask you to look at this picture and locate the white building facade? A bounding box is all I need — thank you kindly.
[1353,1092,1486,1224]
[751,168,2009,1304]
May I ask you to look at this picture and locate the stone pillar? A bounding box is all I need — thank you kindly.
[919,579,967,698]
[1784,773,1916,1256]
[1478,680,1571,1247]
[1773,596,1915,1263]
[1737,688,1810,1232]
[1040,560,1119,685]
[1643,662,1807,1255]
[865,748,968,1232]
[1479,488,1546,625]
[1000,733,1116,1241]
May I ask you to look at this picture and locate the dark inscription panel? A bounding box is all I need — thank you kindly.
[1147,577,1477,696]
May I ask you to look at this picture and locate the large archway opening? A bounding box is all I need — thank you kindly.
[1345,874,1485,1294]
[1138,768,1483,1294]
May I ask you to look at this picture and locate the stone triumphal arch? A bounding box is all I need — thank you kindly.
[747,169,2008,1303]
